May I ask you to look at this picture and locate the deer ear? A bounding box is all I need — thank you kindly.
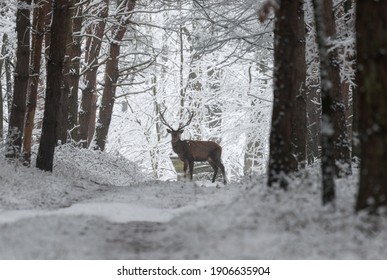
[167,129,172,133]
[179,129,184,134]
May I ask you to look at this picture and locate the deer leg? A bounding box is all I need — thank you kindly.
[210,156,227,184]
[208,158,219,183]
[189,161,194,180]
[218,162,227,184]
[183,160,189,179]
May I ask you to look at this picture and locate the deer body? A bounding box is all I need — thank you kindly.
[161,110,226,184]
[173,139,220,161]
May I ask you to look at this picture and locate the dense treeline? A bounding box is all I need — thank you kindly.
[0,0,386,213]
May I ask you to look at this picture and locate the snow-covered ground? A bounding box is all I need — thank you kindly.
[0,145,386,259]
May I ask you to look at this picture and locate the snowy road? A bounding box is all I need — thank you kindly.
[2,150,387,260]
[0,181,236,259]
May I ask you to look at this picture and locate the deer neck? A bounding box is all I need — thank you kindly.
[172,139,186,155]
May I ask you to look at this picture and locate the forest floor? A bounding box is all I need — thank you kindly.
[0,179,238,259]
[1,145,387,259]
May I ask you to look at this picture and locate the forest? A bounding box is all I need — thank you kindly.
[0,0,386,260]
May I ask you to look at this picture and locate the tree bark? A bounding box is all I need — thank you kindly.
[306,79,321,164]
[6,0,32,159]
[267,0,303,188]
[4,45,12,120]
[355,0,387,213]
[312,0,337,205]
[0,4,5,138]
[291,1,307,169]
[78,0,109,148]
[94,0,136,151]
[57,0,77,144]
[36,0,70,171]
[324,0,352,178]
[23,0,50,165]
[67,2,84,143]
[0,34,7,140]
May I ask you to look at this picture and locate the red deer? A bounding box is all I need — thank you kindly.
[160,109,227,184]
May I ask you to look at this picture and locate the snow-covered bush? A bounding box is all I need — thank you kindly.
[54,144,148,186]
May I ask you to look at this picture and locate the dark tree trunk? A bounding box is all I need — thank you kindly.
[67,2,84,142]
[94,0,136,151]
[43,0,52,57]
[355,0,387,213]
[324,0,351,178]
[78,0,109,148]
[291,1,307,169]
[312,0,337,205]
[57,0,76,144]
[36,0,70,171]
[352,84,360,158]
[348,3,360,160]
[0,4,5,138]
[6,0,32,159]
[29,0,52,134]
[305,4,322,165]
[268,0,304,188]
[23,0,49,165]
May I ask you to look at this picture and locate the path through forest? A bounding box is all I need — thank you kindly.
[0,180,235,259]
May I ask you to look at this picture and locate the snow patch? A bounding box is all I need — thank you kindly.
[0,202,194,224]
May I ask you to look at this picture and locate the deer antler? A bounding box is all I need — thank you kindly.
[159,107,194,131]
[159,108,175,131]
[177,110,194,131]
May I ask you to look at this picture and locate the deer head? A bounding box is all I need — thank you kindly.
[159,108,194,143]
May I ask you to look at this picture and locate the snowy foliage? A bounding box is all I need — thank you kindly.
[0,145,147,210]
[54,144,148,186]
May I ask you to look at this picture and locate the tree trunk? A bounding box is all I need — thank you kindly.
[306,79,321,164]
[6,0,32,159]
[23,0,49,165]
[43,0,52,57]
[32,0,52,135]
[305,0,321,165]
[0,34,7,140]
[36,0,70,171]
[88,93,97,146]
[267,0,303,188]
[291,1,307,169]
[67,2,84,143]
[152,75,161,179]
[5,51,12,120]
[355,0,387,213]
[78,0,109,148]
[0,4,5,139]
[94,0,136,151]
[57,1,74,144]
[206,67,222,143]
[312,0,338,205]
[326,1,351,178]
[244,65,260,177]
[179,22,185,119]
[352,83,360,158]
